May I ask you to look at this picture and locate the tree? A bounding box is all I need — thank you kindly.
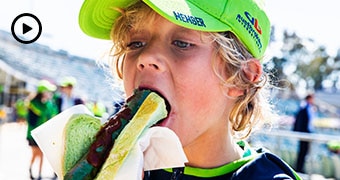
[265,29,340,95]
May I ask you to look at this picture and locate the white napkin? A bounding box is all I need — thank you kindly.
[116,126,188,180]
[32,105,188,180]
[31,105,94,178]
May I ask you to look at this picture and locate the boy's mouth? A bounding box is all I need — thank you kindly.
[137,87,171,126]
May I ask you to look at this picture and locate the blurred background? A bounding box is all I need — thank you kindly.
[0,0,339,179]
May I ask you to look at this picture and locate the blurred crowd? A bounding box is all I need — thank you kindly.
[0,76,123,125]
[0,76,124,179]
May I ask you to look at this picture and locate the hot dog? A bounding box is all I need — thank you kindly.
[63,89,169,179]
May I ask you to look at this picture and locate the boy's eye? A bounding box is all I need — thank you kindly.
[127,41,145,50]
[173,40,192,49]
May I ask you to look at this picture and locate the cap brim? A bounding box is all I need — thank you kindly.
[79,0,138,39]
[143,0,232,32]
[144,0,270,58]
[79,0,230,39]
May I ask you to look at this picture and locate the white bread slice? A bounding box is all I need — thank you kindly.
[95,92,167,179]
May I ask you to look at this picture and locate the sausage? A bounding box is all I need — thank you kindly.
[64,89,155,180]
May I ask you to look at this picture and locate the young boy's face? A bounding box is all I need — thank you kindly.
[122,14,234,146]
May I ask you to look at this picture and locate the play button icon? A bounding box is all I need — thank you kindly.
[23,23,33,34]
[11,13,42,44]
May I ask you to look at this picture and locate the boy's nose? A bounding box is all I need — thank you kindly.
[138,63,160,70]
[137,45,166,73]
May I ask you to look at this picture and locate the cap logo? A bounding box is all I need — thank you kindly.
[173,11,206,28]
[244,11,262,34]
[236,11,263,54]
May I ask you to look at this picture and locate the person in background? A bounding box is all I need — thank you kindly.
[293,94,316,173]
[86,100,107,118]
[54,76,84,113]
[77,0,301,179]
[15,97,28,123]
[0,105,7,124]
[327,140,340,155]
[26,80,58,180]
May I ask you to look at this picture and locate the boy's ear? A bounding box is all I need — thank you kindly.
[242,58,262,82]
[225,58,262,98]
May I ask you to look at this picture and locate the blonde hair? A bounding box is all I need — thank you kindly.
[109,1,275,139]
[211,32,275,138]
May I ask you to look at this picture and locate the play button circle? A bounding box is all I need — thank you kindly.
[11,13,42,44]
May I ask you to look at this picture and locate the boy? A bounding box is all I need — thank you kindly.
[78,0,301,179]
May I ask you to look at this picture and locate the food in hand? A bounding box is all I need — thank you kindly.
[63,89,168,179]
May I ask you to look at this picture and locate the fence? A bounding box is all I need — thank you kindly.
[250,129,340,179]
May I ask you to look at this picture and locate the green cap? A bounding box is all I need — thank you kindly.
[79,0,270,58]
[60,76,77,87]
[37,80,57,93]
[328,140,340,151]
